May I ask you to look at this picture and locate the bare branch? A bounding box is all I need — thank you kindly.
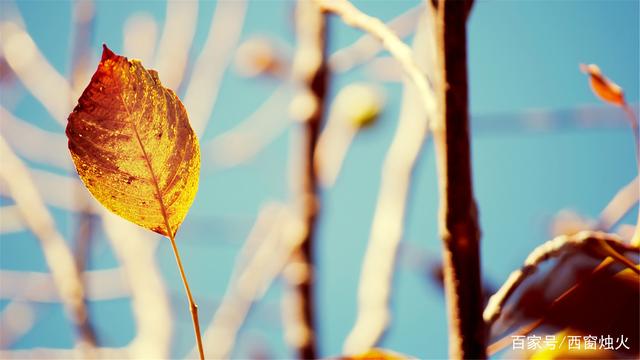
[430,1,486,357]
[315,0,436,117]
[329,4,422,73]
[0,136,95,351]
[343,11,436,354]
[597,176,639,231]
[282,1,329,358]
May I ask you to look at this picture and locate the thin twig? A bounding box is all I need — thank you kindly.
[0,136,96,353]
[622,103,640,167]
[596,176,639,231]
[316,0,436,117]
[283,1,329,358]
[329,4,422,73]
[483,230,640,328]
[343,10,436,354]
[429,0,486,358]
[621,104,640,245]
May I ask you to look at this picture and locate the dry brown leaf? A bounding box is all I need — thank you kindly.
[580,64,625,106]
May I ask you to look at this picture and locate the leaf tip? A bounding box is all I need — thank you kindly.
[579,63,600,76]
[101,44,117,62]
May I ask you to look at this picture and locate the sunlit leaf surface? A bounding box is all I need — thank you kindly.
[66,45,200,237]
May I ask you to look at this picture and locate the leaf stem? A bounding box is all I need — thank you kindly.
[168,232,205,360]
[621,103,640,245]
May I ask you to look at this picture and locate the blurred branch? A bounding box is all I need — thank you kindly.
[597,176,639,231]
[329,4,422,73]
[0,168,99,214]
[0,301,36,348]
[196,204,303,359]
[0,205,24,234]
[183,0,248,136]
[0,269,129,302]
[101,212,173,359]
[364,56,405,82]
[282,1,329,358]
[472,103,639,133]
[0,21,72,127]
[623,105,640,246]
[123,13,158,64]
[154,0,198,90]
[70,1,99,348]
[430,1,486,358]
[0,136,97,353]
[0,347,128,359]
[343,11,435,354]
[205,85,292,168]
[69,0,95,94]
[483,231,640,328]
[0,106,71,170]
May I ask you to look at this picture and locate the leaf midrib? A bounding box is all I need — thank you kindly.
[120,93,174,237]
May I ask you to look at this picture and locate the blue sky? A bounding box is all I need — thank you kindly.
[1,0,638,358]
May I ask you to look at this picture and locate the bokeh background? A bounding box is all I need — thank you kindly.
[0,0,638,359]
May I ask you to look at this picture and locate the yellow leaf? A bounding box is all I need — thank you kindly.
[66,45,200,238]
[580,64,625,106]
